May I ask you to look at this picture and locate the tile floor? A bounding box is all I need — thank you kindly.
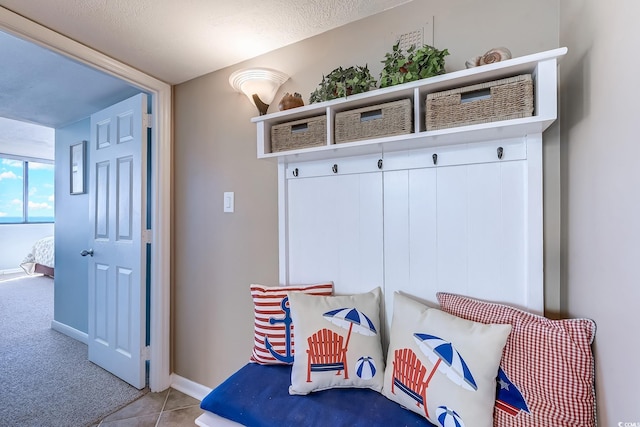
[93,388,202,426]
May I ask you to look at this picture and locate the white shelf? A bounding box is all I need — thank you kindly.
[253,47,567,162]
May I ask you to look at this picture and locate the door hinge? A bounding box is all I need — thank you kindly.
[142,346,151,361]
[143,229,153,244]
[143,113,153,129]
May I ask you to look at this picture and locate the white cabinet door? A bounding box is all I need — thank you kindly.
[383,167,438,332]
[285,156,384,297]
[382,139,534,317]
[282,138,542,331]
[436,160,527,304]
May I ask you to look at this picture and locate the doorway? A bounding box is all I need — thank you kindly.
[0,8,171,391]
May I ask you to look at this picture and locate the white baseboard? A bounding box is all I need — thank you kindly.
[0,268,23,275]
[51,320,88,344]
[170,373,212,401]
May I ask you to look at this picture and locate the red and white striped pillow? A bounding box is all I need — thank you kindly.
[437,292,596,427]
[250,283,333,365]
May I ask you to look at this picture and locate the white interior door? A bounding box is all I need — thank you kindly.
[87,93,148,389]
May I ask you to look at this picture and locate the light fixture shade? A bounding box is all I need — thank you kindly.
[229,68,289,114]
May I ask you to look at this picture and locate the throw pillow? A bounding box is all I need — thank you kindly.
[250,283,333,365]
[437,292,596,427]
[382,292,511,427]
[288,287,384,395]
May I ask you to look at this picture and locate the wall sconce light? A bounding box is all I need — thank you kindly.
[229,68,289,115]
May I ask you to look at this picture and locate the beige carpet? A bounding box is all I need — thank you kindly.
[0,275,147,426]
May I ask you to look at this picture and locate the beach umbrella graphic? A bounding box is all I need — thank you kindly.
[436,406,465,427]
[355,356,377,379]
[413,333,477,418]
[413,333,477,390]
[323,308,377,352]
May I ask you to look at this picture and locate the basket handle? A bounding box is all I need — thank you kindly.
[291,123,309,133]
[360,109,383,122]
[460,88,491,104]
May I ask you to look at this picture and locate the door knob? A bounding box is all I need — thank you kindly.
[81,249,94,257]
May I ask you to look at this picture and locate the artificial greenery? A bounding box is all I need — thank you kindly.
[309,65,377,103]
[379,43,449,88]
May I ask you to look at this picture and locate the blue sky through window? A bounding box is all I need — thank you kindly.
[0,157,54,223]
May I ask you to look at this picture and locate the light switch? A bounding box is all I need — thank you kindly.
[223,192,234,213]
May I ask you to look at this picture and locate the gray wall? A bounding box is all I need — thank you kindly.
[174,0,560,389]
[560,0,640,424]
[54,118,90,333]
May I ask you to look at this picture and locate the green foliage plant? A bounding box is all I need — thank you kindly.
[310,65,378,103]
[379,43,449,88]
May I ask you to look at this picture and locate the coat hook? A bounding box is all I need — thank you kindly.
[377,159,383,170]
[292,168,299,177]
[332,164,338,174]
[432,153,438,165]
[497,147,504,160]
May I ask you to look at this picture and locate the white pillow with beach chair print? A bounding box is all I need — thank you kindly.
[287,287,385,395]
[382,292,511,427]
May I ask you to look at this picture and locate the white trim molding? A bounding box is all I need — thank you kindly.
[170,373,212,402]
[0,6,172,392]
[51,320,89,344]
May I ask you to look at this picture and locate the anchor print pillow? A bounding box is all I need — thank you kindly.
[437,292,596,427]
[250,283,334,365]
[287,287,385,395]
[382,292,511,427]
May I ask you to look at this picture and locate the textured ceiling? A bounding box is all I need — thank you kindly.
[0,0,412,85]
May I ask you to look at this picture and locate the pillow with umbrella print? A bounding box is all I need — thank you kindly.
[287,287,384,395]
[382,292,511,427]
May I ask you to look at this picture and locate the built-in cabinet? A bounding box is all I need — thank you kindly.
[281,136,539,333]
[253,48,566,331]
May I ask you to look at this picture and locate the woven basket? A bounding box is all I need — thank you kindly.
[271,115,327,152]
[426,74,534,131]
[335,98,412,144]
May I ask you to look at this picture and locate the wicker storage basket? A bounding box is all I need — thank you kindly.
[426,74,534,130]
[335,98,412,144]
[271,115,327,152]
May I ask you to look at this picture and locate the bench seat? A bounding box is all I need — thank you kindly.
[200,363,435,427]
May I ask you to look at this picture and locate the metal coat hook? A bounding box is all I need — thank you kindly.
[292,168,299,177]
[378,159,383,170]
[432,153,438,165]
[332,164,338,174]
[497,147,504,160]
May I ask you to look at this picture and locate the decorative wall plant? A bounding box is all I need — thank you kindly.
[379,43,449,88]
[310,65,377,103]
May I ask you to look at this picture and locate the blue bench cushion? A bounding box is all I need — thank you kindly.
[200,363,435,427]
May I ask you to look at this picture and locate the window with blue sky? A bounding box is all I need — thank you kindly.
[0,157,54,223]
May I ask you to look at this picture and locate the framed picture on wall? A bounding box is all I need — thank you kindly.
[70,140,86,195]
